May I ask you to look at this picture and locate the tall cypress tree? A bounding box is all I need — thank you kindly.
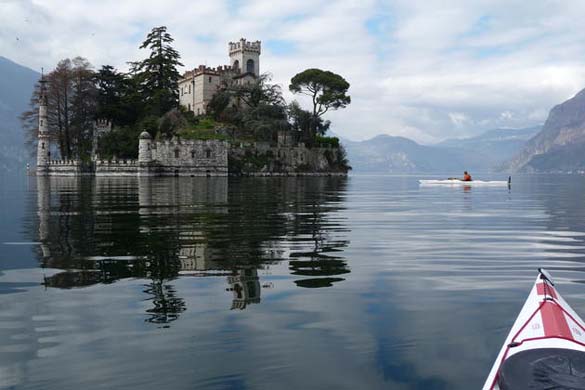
[134,26,183,118]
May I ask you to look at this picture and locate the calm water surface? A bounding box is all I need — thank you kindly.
[1,174,585,389]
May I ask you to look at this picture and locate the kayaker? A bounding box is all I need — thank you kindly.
[462,171,472,181]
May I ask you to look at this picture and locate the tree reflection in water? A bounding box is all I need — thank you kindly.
[33,175,349,326]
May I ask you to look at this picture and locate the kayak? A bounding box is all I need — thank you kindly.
[483,269,585,389]
[419,178,510,186]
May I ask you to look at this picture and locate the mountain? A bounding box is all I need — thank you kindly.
[437,126,540,168]
[0,56,39,173]
[344,127,539,173]
[507,88,585,173]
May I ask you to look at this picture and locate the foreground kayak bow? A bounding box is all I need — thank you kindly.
[484,269,585,389]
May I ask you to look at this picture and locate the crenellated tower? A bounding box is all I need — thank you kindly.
[229,38,261,77]
[92,119,112,161]
[36,75,50,175]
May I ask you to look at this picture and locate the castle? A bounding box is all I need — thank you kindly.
[35,38,347,177]
[36,67,229,177]
[178,38,261,115]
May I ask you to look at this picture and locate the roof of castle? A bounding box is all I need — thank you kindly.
[180,64,236,81]
[139,131,152,140]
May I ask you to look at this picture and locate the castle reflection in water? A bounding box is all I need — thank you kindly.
[33,175,350,324]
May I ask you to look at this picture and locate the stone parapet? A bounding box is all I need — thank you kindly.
[46,160,91,176]
[95,160,139,176]
[229,38,261,54]
[49,159,82,165]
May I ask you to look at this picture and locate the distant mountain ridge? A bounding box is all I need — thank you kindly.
[344,126,540,173]
[344,135,463,173]
[0,56,39,173]
[506,88,585,173]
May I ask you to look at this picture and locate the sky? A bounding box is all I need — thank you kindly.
[2,0,585,143]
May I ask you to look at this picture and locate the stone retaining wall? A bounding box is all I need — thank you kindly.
[46,160,92,176]
[228,144,347,176]
[139,138,229,176]
[95,160,138,176]
[38,141,346,177]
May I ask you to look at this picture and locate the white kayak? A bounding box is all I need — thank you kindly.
[419,178,510,186]
[484,269,585,389]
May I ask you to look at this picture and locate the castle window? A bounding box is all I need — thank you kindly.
[197,108,200,115]
[233,60,240,71]
[206,149,211,159]
[191,150,195,159]
[40,120,43,126]
[181,87,184,96]
[41,142,45,150]
[188,85,191,94]
[188,103,191,111]
[174,149,180,158]
[209,76,212,83]
[246,59,254,74]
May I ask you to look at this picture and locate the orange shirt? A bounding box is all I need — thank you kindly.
[463,173,472,181]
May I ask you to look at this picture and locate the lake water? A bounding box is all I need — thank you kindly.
[1,174,585,389]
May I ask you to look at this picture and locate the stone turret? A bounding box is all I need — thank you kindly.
[92,119,112,161]
[138,131,153,163]
[229,38,261,77]
[36,75,50,175]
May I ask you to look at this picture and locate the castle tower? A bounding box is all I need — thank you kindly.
[229,38,261,77]
[138,131,153,163]
[92,119,112,161]
[36,75,50,175]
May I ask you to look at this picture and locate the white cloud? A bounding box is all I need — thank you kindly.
[1,0,585,143]
[449,112,470,127]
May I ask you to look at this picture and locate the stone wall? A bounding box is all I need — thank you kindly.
[46,160,92,176]
[95,160,138,176]
[228,144,348,176]
[39,140,345,177]
[140,139,228,176]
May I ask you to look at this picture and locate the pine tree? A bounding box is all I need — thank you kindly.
[95,65,140,126]
[134,26,183,118]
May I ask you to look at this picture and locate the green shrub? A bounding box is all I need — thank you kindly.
[174,116,230,141]
[315,135,339,148]
[177,128,228,141]
[193,117,216,130]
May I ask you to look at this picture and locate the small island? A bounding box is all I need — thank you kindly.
[26,27,351,177]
